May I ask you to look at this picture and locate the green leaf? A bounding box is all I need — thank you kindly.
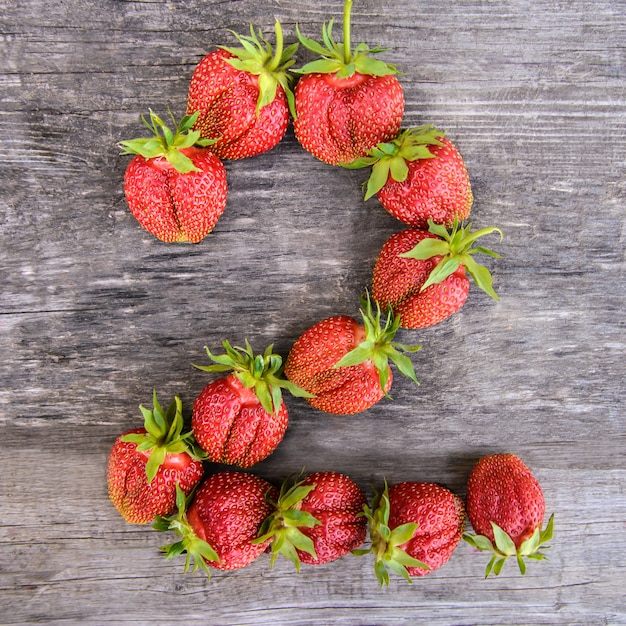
[462,255,499,300]
[388,522,418,548]
[491,522,517,556]
[420,257,462,292]
[400,238,450,261]
[364,160,392,200]
[145,445,166,483]
[389,156,409,183]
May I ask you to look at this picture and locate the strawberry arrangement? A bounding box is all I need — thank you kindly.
[109,0,554,583]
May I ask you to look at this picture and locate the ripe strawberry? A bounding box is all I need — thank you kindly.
[464,453,555,577]
[155,472,279,576]
[372,220,502,329]
[256,471,367,570]
[120,110,227,243]
[284,294,421,414]
[293,0,403,165]
[107,391,204,524]
[344,125,473,228]
[187,21,298,160]
[192,340,312,467]
[356,481,465,585]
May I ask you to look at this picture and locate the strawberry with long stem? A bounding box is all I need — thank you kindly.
[293,0,404,165]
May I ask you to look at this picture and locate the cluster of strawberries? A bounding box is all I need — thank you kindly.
[109,0,554,583]
[108,389,553,582]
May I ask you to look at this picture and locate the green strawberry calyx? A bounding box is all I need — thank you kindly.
[334,292,421,396]
[353,480,429,586]
[463,513,555,578]
[252,474,322,572]
[294,0,399,79]
[153,485,221,579]
[121,390,205,483]
[221,20,299,117]
[119,109,216,174]
[342,125,445,199]
[194,340,314,416]
[400,218,503,300]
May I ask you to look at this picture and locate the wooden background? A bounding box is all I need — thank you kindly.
[1,0,624,624]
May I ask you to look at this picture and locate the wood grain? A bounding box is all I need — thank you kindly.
[1,0,624,624]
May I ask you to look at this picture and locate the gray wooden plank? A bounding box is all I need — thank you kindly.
[1,0,624,623]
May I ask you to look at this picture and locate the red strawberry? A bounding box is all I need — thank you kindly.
[344,125,473,228]
[357,481,465,585]
[107,391,204,524]
[293,0,403,165]
[256,471,367,570]
[155,472,279,576]
[464,453,555,577]
[120,110,227,243]
[192,340,312,467]
[187,21,298,160]
[284,295,421,414]
[372,220,502,329]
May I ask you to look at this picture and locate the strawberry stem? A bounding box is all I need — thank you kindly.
[343,0,353,63]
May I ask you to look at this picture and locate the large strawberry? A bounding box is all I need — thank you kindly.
[293,0,403,165]
[120,110,227,243]
[256,471,367,570]
[107,391,204,524]
[192,340,312,468]
[356,481,465,585]
[344,125,473,228]
[284,295,421,414]
[464,453,555,577]
[155,472,279,576]
[372,220,502,329]
[187,21,298,160]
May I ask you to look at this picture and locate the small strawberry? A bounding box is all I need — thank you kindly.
[155,472,279,576]
[192,340,312,468]
[187,21,298,160]
[356,481,465,585]
[344,125,473,228]
[107,391,204,524]
[463,453,555,577]
[256,471,367,570]
[120,110,227,243]
[284,294,421,414]
[293,0,403,165]
[372,219,502,329]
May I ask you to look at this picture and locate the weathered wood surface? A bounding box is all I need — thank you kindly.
[1,0,624,624]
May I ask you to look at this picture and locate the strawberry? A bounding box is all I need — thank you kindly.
[463,453,555,577]
[292,0,403,165]
[192,340,312,468]
[187,21,298,160]
[256,471,367,570]
[284,294,421,414]
[155,472,279,576]
[372,220,503,329]
[356,481,465,585]
[120,110,227,243]
[107,391,204,524]
[344,125,473,228]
